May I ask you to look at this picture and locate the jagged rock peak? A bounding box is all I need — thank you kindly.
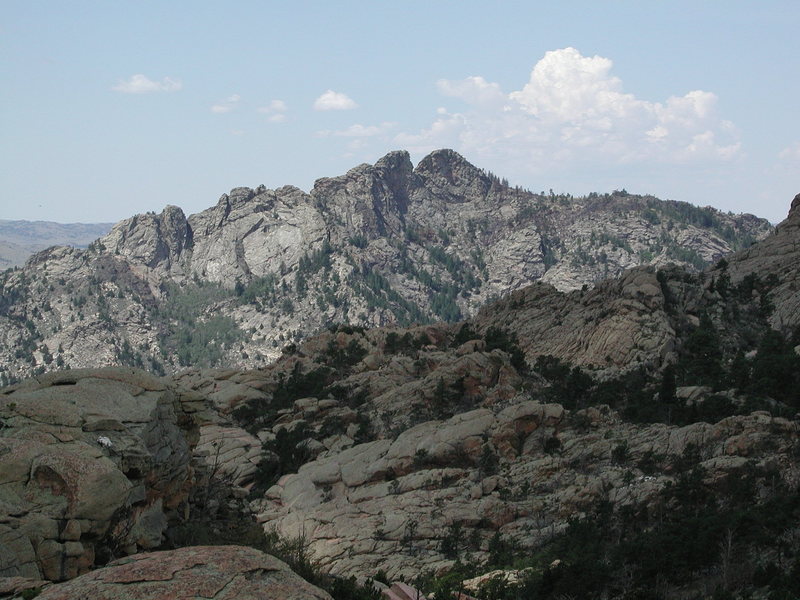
[414,148,483,180]
[100,204,192,269]
[785,192,800,226]
[160,204,191,233]
[0,149,776,382]
[375,149,413,172]
[411,148,492,204]
[311,151,413,194]
[218,186,257,206]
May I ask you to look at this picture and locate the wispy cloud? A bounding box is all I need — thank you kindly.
[112,74,182,94]
[259,99,287,113]
[778,142,800,162]
[395,48,741,173]
[313,90,358,111]
[211,94,241,113]
[317,122,396,138]
[257,99,288,122]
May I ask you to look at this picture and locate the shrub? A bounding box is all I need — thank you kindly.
[611,441,630,464]
[484,327,526,372]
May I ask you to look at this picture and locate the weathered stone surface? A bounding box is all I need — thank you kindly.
[35,546,332,600]
[252,394,799,580]
[0,368,204,581]
[100,205,193,271]
[0,162,795,594]
[474,266,677,369]
[0,574,49,598]
[195,424,261,487]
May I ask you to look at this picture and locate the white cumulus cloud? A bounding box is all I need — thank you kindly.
[112,74,182,94]
[396,47,741,174]
[313,90,358,111]
[211,94,241,114]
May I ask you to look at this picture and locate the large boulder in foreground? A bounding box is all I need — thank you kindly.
[34,546,332,600]
[0,368,208,582]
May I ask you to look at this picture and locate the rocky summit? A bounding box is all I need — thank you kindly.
[0,150,771,382]
[1,195,797,599]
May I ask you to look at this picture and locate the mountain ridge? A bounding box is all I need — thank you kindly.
[0,149,774,383]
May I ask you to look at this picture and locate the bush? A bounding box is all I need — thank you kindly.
[485,327,526,372]
[252,424,312,492]
[325,338,367,370]
[452,322,478,347]
[611,441,630,464]
[479,444,499,476]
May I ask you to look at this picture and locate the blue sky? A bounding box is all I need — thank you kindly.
[1,1,798,224]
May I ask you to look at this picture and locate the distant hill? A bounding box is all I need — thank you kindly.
[0,219,113,269]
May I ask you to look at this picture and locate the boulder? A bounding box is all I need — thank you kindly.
[34,546,332,600]
[0,368,203,581]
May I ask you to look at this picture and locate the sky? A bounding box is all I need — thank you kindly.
[1,1,798,224]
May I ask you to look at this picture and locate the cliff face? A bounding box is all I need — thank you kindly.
[0,150,773,381]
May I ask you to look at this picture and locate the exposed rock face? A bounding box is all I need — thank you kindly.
[0,368,208,582]
[244,339,798,580]
[101,206,193,271]
[34,546,332,600]
[194,424,261,488]
[184,186,327,284]
[725,192,800,331]
[473,266,675,368]
[0,192,795,594]
[152,304,796,582]
[0,150,772,381]
[193,204,798,581]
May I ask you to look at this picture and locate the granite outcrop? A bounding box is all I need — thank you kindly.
[0,368,208,582]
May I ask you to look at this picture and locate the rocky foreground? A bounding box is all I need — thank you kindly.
[1,356,798,598]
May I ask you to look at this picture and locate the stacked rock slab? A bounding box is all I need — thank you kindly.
[253,399,798,580]
[0,368,207,582]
